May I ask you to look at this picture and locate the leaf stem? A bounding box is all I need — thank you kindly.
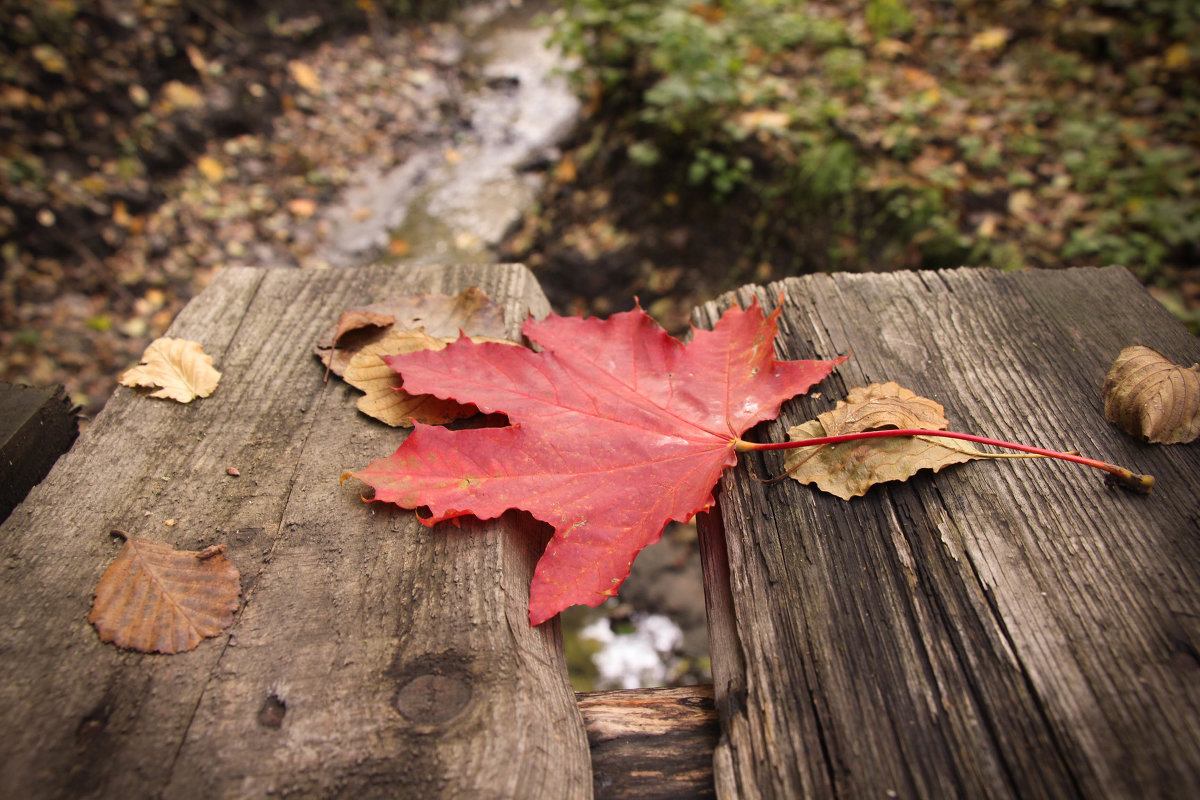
[734,429,1154,493]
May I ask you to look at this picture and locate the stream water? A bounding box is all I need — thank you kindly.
[316,0,579,268]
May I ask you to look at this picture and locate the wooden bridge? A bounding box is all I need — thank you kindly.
[2,263,1197,797]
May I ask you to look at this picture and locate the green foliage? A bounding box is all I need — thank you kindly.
[549,0,1199,314]
[865,0,914,38]
[550,0,852,199]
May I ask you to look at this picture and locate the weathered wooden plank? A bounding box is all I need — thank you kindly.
[0,263,593,798]
[0,382,78,523]
[578,685,719,799]
[694,266,1200,799]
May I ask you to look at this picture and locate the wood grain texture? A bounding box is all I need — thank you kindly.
[578,685,720,799]
[0,263,593,799]
[694,266,1200,799]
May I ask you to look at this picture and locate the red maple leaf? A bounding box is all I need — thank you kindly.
[345,299,844,624]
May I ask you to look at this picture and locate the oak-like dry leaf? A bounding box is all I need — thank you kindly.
[344,329,479,426]
[821,381,950,433]
[1103,345,1200,444]
[119,337,221,403]
[314,286,507,376]
[89,532,240,654]
[785,382,986,499]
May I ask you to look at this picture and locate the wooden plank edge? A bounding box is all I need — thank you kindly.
[577,685,720,799]
[0,383,79,524]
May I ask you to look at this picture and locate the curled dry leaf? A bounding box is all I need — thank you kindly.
[1103,345,1200,444]
[314,286,507,377]
[344,329,480,426]
[785,382,1000,500]
[89,531,241,654]
[119,337,221,403]
[333,310,396,346]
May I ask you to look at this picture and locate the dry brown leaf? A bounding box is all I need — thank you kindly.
[332,309,395,345]
[345,329,478,426]
[196,155,225,183]
[969,27,1011,52]
[119,337,221,403]
[820,381,949,434]
[785,419,984,500]
[314,286,508,376]
[287,59,322,93]
[784,382,1004,500]
[89,532,240,654]
[1103,345,1200,444]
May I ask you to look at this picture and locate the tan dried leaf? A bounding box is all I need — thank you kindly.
[820,381,949,434]
[785,421,984,500]
[345,329,478,426]
[119,337,221,403]
[314,286,508,376]
[160,80,204,110]
[287,59,322,93]
[89,532,240,654]
[1103,345,1200,444]
[784,382,990,499]
[333,309,395,346]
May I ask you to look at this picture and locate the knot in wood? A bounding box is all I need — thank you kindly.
[394,672,472,725]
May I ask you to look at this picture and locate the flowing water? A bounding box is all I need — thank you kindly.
[317,0,579,268]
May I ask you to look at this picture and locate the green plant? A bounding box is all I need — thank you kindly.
[865,0,914,38]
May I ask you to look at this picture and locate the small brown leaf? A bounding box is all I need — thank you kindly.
[333,309,396,344]
[287,60,322,93]
[1103,345,1200,444]
[344,329,478,426]
[820,381,949,434]
[119,338,221,403]
[345,330,518,426]
[785,421,984,500]
[314,286,508,376]
[322,309,396,380]
[89,532,240,654]
[785,382,997,499]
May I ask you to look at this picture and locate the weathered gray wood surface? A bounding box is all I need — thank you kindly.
[0,263,593,798]
[0,382,77,523]
[579,685,719,799]
[694,266,1200,799]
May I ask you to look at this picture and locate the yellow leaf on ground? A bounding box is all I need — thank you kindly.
[288,197,317,217]
[1164,42,1191,71]
[119,337,221,403]
[969,27,1011,52]
[197,155,225,183]
[160,80,205,110]
[89,532,240,654]
[288,60,322,93]
[736,109,792,133]
[32,44,68,74]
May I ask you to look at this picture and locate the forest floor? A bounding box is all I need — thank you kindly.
[2,3,483,418]
[3,0,1197,421]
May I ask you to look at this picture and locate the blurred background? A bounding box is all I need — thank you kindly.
[3,0,1197,689]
